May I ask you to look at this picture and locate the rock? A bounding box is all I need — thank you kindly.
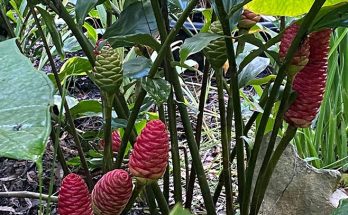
[253,135,341,215]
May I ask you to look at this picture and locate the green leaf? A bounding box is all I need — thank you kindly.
[123,56,152,79]
[70,100,102,119]
[48,57,91,88]
[312,3,348,31]
[75,0,98,26]
[201,9,213,33]
[245,0,348,16]
[54,95,79,114]
[141,78,171,104]
[63,36,81,53]
[238,56,270,88]
[170,204,192,215]
[104,2,157,38]
[179,32,223,64]
[0,39,53,161]
[332,198,348,215]
[111,118,128,129]
[211,0,243,28]
[107,34,161,51]
[36,7,64,58]
[83,22,98,44]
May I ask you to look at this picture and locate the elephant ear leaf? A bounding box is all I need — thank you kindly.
[0,39,53,162]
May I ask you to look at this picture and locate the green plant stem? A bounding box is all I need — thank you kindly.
[163,166,170,203]
[121,180,146,215]
[50,127,69,176]
[102,92,115,173]
[250,126,297,215]
[0,5,15,38]
[52,0,95,64]
[185,59,210,208]
[150,0,216,213]
[113,95,137,144]
[47,99,66,214]
[236,29,248,55]
[241,1,326,214]
[250,78,292,213]
[244,87,269,135]
[151,182,170,215]
[215,67,233,214]
[168,92,183,203]
[160,103,169,203]
[30,6,93,189]
[214,0,245,211]
[115,0,199,169]
[145,185,160,215]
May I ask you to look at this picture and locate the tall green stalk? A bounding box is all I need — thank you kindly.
[214,0,245,211]
[215,68,233,214]
[185,60,210,208]
[102,92,115,173]
[168,92,183,203]
[241,1,327,214]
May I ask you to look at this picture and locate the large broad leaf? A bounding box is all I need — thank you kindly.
[179,32,223,64]
[238,56,270,88]
[107,34,161,51]
[104,2,157,38]
[104,2,159,50]
[245,0,347,16]
[75,0,98,26]
[70,100,102,119]
[0,39,53,161]
[332,198,348,215]
[48,57,91,88]
[123,56,152,79]
[141,78,171,104]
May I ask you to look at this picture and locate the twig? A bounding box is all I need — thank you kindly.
[0,191,58,203]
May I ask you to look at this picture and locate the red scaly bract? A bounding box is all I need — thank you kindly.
[129,120,169,180]
[92,169,132,215]
[279,23,310,76]
[99,130,121,152]
[58,173,93,215]
[285,28,332,128]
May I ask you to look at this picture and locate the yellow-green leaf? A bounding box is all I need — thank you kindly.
[245,0,348,16]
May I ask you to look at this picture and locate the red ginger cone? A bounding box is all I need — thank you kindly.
[238,9,261,29]
[279,23,310,77]
[92,169,132,215]
[58,173,93,215]
[99,130,121,152]
[129,120,169,181]
[285,28,332,128]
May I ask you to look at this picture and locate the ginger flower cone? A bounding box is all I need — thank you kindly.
[129,120,169,181]
[92,169,133,215]
[58,173,93,215]
[285,28,332,128]
[99,130,121,152]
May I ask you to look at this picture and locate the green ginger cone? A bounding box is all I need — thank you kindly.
[94,40,123,93]
[204,21,228,69]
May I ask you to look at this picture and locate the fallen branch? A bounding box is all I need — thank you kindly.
[0,191,58,202]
